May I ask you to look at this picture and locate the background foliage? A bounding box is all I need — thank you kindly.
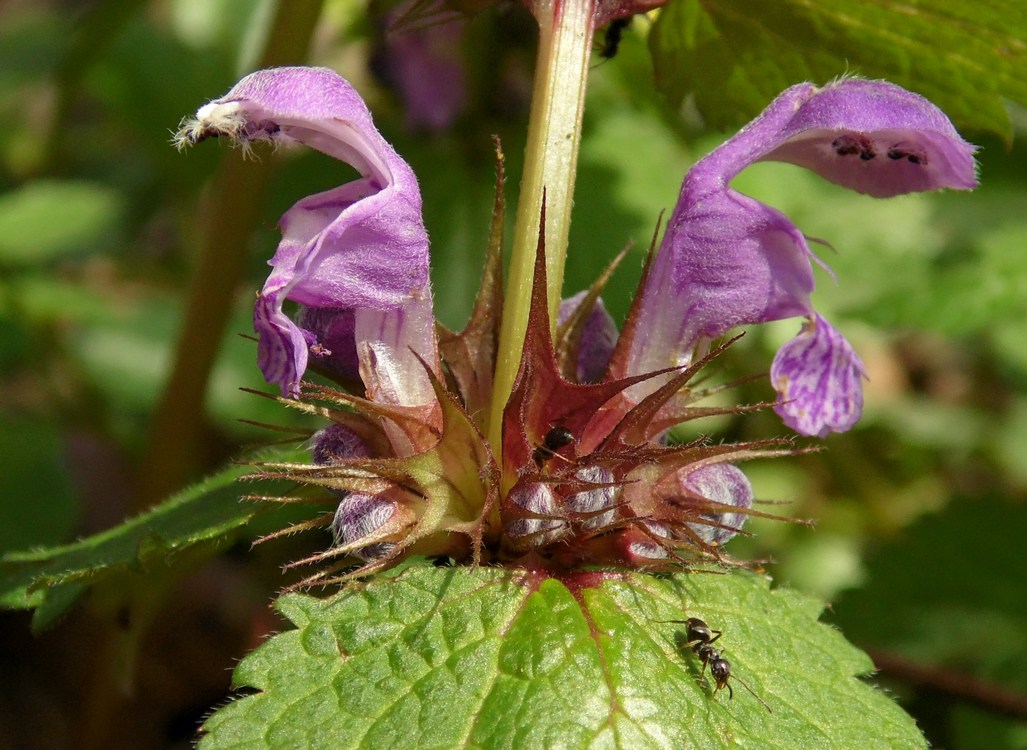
[1,0,1026,748]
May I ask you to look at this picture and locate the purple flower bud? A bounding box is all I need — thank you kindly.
[568,465,619,529]
[771,314,867,437]
[506,482,567,544]
[332,493,396,561]
[558,292,619,383]
[310,423,372,466]
[680,463,753,546]
[627,520,671,560]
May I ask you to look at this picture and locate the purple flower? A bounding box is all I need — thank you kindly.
[628,79,977,436]
[177,67,438,403]
[374,16,469,132]
[558,292,618,383]
[770,314,867,437]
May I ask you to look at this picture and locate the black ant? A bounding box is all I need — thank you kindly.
[598,18,631,60]
[658,616,772,712]
[532,425,575,466]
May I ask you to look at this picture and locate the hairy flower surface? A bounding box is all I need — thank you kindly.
[177,69,976,583]
[177,67,438,407]
[627,79,978,437]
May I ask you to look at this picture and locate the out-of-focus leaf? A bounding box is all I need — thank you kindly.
[0,181,124,266]
[831,499,1027,748]
[832,498,1027,664]
[650,0,1027,139]
[0,420,78,555]
[0,11,72,87]
[0,445,308,625]
[71,293,181,418]
[0,274,116,326]
[200,564,927,749]
[67,290,314,439]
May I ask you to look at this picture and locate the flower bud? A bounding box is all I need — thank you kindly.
[679,463,753,546]
[332,493,398,561]
[310,423,373,466]
[504,482,567,548]
[567,465,620,530]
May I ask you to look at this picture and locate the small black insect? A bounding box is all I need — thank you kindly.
[532,425,575,466]
[599,18,631,60]
[658,616,772,712]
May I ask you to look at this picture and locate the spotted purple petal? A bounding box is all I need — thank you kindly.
[771,314,868,437]
[763,79,979,198]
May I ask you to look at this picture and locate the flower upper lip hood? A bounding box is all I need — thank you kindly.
[178,66,433,399]
[628,78,978,437]
[762,79,979,197]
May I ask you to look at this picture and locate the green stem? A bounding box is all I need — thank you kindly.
[487,0,595,455]
[137,0,325,508]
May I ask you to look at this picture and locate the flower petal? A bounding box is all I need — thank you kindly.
[771,314,868,437]
[376,16,468,132]
[624,78,974,437]
[558,292,619,383]
[763,79,979,198]
[179,67,431,396]
[629,189,816,377]
[355,289,439,409]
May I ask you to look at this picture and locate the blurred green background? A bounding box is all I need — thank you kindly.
[1,1,1025,748]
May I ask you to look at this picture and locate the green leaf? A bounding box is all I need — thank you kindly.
[650,0,1027,138]
[831,499,1027,749]
[832,498,1027,681]
[0,419,78,555]
[200,565,926,749]
[0,445,308,622]
[0,180,125,266]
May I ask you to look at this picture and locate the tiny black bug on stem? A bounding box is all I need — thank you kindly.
[532,425,575,466]
[656,616,772,712]
[599,18,631,60]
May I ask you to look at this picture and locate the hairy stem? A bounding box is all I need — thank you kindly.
[487,0,595,455]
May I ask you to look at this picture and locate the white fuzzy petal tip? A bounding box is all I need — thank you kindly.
[172,101,251,151]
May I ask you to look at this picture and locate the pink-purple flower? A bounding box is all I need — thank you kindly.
[177,67,438,406]
[177,68,977,579]
[627,78,977,436]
